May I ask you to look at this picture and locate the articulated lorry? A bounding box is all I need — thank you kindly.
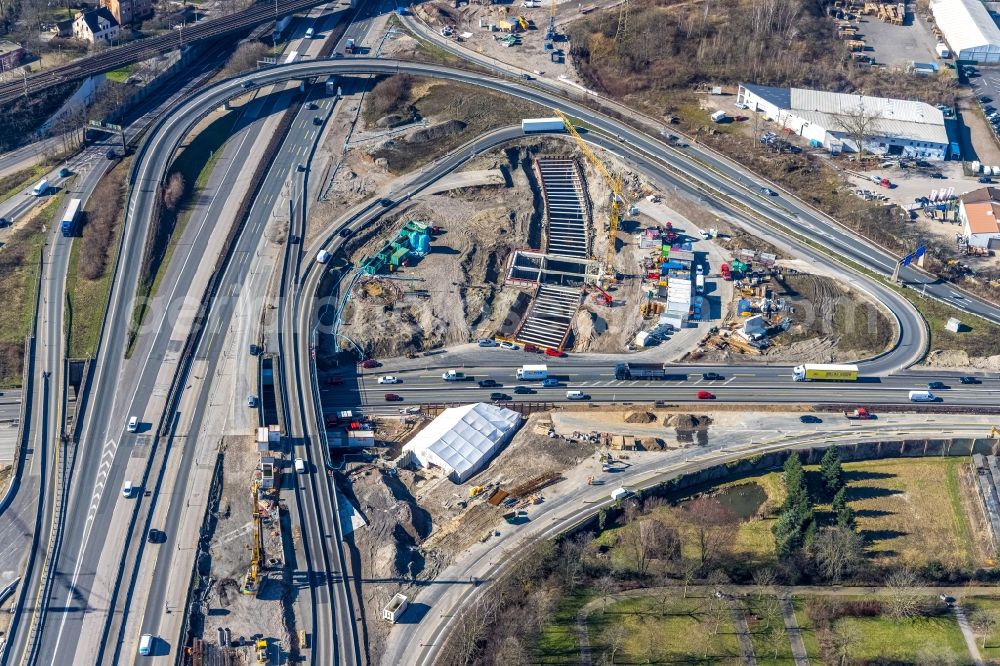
[792,364,859,382]
[614,363,687,381]
[60,198,81,236]
[515,364,548,380]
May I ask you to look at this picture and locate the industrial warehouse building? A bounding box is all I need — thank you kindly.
[402,403,523,483]
[736,84,951,160]
[958,187,1000,248]
[931,0,1000,63]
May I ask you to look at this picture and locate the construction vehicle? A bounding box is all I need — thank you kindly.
[469,485,485,497]
[991,426,1000,439]
[545,0,556,40]
[586,283,612,305]
[552,108,627,280]
[844,407,874,420]
[241,479,263,596]
[256,638,268,663]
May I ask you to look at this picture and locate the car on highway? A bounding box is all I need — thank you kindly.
[241,80,255,89]
[106,148,117,160]
[489,392,510,401]
[138,634,154,656]
[760,187,777,196]
[122,480,134,498]
[384,392,403,401]
[147,528,166,543]
[927,381,948,390]
[249,343,260,355]
[541,378,560,387]
[58,167,72,178]
[513,386,535,394]
[0,217,9,227]
[378,375,400,384]
[696,390,715,400]
[478,338,498,347]
[478,378,499,388]
[306,102,318,110]
[545,348,566,357]
[799,415,823,424]
[295,457,307,473]
[566,390,588,400]
[360,359,380,368]
[981,96,992,104]
[960,376,981,384]
[339,228,353,238]
[127,416,139,432]
[247,394,257,407]
[379,198,393,207]
[313,116,323,126]
[296,163,306,172]
[499,341,519,350]
[523,343,540,353]
[702,372,723,381]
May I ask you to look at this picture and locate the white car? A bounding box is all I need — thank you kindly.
[122,481,134,498]
[478,338,498,347]
[499,341,519,350]
[378,375,400,384]
[734,102,749,110]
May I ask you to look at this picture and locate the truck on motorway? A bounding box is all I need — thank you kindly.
[60,198,81,236]
[345,38,356,54]
[305,26,315,38]
[792,363,859,382]
[610,487,633,501]
[515,364,548,380]
[844,407,873,420]
[614,362,687,381]
[521,117,565,133]
[31,178,49,196]
[442,370,466,381]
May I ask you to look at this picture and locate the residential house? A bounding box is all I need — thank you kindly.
[73,8,120,44]
[0,41,24,72]
[102,0,153,27]
[958,187,1000,248]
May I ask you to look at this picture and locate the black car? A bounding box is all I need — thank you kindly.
[296,163,306,172]
[979,176,993,184]
[489,392,510,402]
[930,172,944,179]
[799,415,823,424]
[339,228,353,238]
[147,528,166,543]
[981,96,992,104]
[249,344,260,356]
[306,102,318,110]
[312,116,323,125]
[106,149,117,160]
[513,386,535,394]
[960,376,981,384]
[241,80,255,89]
[379,198,393,207]
[928,381,948,390]
[478,379,499,388]
[760,187,777,196]
[0,217,10,227]
[702,372,724,381]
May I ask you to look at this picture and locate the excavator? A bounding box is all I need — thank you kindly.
[241,479,263,596]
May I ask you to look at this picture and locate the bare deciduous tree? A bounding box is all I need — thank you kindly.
[834,101,882,160]
[603,623,628,665]
[969,609,998,650]
[884,569,923,620]
[830,623,858,666]
[595,575,616,614]
[163,172,186,212]
[812,526,863,583]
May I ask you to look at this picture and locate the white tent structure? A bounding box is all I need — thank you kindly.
[402,403,523,483]
[931,0,1000,63]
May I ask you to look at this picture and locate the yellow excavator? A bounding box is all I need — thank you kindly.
[241,479,263,596]
[990,426,1000,440]
[255,637,269,663]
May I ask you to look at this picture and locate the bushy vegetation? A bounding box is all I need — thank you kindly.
[567,0,956,105]
[0,82,80,152]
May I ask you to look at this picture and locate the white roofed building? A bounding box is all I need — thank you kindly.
[737,84,951,160]
[402,403,523,483]
[931,0,1000,63]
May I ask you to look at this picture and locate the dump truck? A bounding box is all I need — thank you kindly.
[614,363,687,381]
[515,364,548,380]
[345,38,356,53]
[844,407,873,420]
[441,370,467,381]
[792,364,859,382]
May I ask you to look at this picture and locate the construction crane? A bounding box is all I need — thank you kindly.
[241,478,263,596]
[551,108,625,280]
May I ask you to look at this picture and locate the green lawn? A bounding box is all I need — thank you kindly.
[791,598,821,661]
[743,596,795,665]
[585,594,742,665]
[902,286,1000,358]
[536,590,593,664]
[961,597,1000,661]
[833,613,970,664]
[106,65,137,84]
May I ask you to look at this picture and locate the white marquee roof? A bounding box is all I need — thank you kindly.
[403,403,522,482]
[932,0,1000,55]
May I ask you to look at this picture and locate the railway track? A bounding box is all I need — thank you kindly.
[0,0,332,105]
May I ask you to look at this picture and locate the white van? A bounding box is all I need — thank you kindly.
[294,457,306,474]
[122,480,134,498]
[305,27,315,38]
[138,633,153,656]
[566,390,587,400]
[31,179,49,196]
[908,390,937,402]
[127,416,139,432]
[316,249,331,264]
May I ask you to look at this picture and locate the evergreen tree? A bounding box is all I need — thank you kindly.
[832,487,855,529]
[820,448,844,497]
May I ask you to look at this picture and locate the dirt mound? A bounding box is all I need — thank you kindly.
[375,114,413,129]
[663,413,712,429]
[624,410,656,424]
[409,119,467,144]
[923,349,1000,371]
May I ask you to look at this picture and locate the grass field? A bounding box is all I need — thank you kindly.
[962,597,1000,660]
[65,226,122,359]
[833,612,970,664]
[536,590,592,664]
[743,596,795,665]
[106,65,137,84]
[901,287,1000,358]
[586,594,742,665]
[791,598,821,661]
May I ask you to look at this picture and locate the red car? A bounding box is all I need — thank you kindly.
[361,359,379,369]
[544,348,566,358]
[326,375,344,385]
[384,393,402,401]
[523,343,539,353]
[696,390,715,400]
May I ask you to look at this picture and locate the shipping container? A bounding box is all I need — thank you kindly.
[521,117,565,133]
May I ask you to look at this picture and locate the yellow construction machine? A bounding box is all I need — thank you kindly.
[241,479,263,596]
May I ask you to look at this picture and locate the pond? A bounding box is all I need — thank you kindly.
[714,482,767,521]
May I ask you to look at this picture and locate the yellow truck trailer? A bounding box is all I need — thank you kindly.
[792,363,859,382]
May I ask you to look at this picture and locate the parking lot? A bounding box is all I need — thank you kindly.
[965,68,1000,166]
[853,11,939,67]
